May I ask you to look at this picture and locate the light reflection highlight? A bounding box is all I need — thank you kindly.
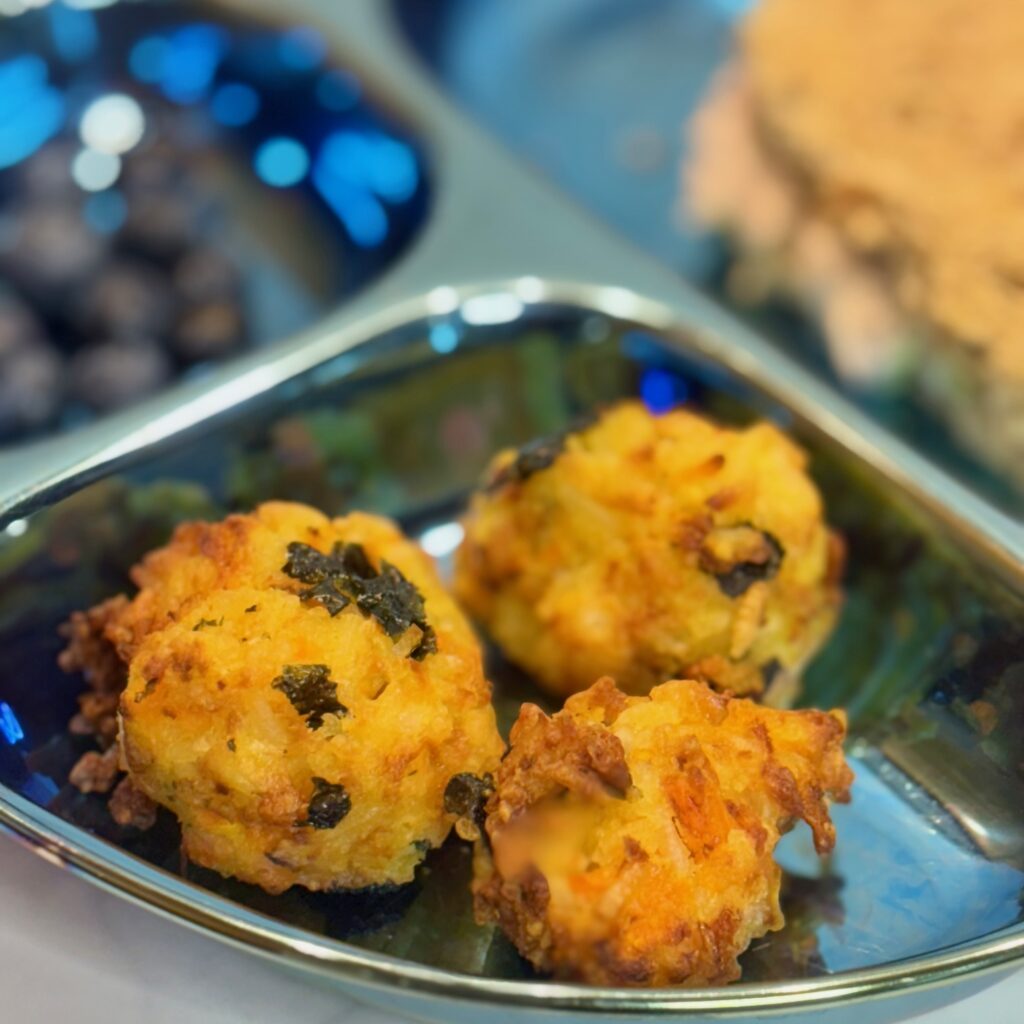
[312,162,386,248]
[460,293,525,326]
[318,130,418,203]
[640,366,689,414]
[0,701,24,745]
[72,145,120,190]
[515,276,546,303]
[0,54,65,169]
[159,24,225,105]
[419,522,464,559]
[21,773,59,804]
[428,322,459,354]
[254,136,309,187]
[79,92,144,154]
[426,287,459,315]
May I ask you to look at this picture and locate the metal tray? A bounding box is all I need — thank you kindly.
[0,3,1022,1022]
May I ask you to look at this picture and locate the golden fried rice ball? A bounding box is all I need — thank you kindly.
[471,677,853,986]
[110,502,503,893]
[455,401,844,702]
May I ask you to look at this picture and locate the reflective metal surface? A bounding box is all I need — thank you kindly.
[0,2,1021,1022]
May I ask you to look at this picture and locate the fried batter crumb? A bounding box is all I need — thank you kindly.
[68,746,121,794]
[108,775,158,831]
[59,596,142,819]
[58,596,129,695]
[473,676,853,986]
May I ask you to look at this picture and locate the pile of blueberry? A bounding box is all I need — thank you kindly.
[0,121,246,440]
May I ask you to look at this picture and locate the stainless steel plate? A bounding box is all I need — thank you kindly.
[0,2,1021,1022]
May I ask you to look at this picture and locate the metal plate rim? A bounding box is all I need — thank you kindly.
[2,287,1023,1014]
[2,787,1023,1015]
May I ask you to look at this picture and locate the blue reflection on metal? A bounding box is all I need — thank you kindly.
[83,189,127,234]
[318,131,419,204]
[128,35,168,84]
[159,24,226,104]
[429,323,459,354]
[315,69,360,111]
[367,136,418,202]
[278,26,326,71]
[254,136,309,187]
[312,164,387,247]
[640,366,688,413]
[21,773,59,805]
[0,53,47,97]
[48,4,98,63]
[211,81,260,126]
[0,55,65,170]
[0,702,24,745]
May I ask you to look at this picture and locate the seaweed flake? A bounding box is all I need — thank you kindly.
[444,772,494,832]
[227,738,236,752]
[304,777,351,829]
[487,413,596,491]
[283,541,437,658]
[297,576,352,617]
[357,561,434,647]
[134,677,160,703]
[707,530,785,598]
[244,604,259,614]
[192,616,224,631]
[272,664,348,730]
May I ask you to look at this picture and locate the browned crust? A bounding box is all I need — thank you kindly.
[58,596,129,707]
[108,775,158,830]
[474,677,852,986]
[488,698,633,826]
[58,596,152,825]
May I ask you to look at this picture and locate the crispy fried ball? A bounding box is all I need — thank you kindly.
[471,677,853,986]
[105,501,502,893]
[455,401,844,702]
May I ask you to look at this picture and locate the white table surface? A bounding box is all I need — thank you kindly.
[1,833,1021,1024]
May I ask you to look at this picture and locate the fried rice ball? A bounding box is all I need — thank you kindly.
[470,676,853,986]
[103,501,503,893]
[455,401,844,703]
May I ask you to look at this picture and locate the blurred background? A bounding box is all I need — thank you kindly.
[0,0,1019,519]
[0,0,429,443]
